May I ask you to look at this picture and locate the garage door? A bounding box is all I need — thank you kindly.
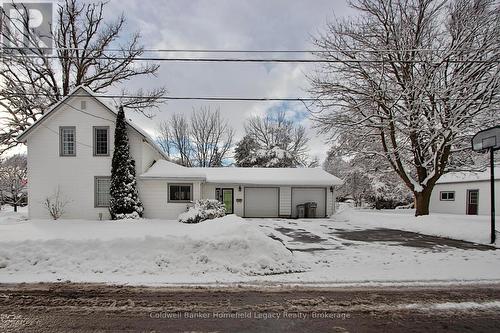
[291,188,327,218]
[244,187,279,217]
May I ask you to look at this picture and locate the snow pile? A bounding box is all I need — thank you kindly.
[178,199,226,223]
[0,214,304,283]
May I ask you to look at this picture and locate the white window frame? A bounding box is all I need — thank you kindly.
[440,191,455,201]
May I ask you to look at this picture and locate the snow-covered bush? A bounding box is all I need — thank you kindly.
[178,199,226,224]
[114,211,142,220]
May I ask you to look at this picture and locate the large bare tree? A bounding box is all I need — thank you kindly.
[158,107,234,167]
[0,0,166,154]
[309,0,500,216]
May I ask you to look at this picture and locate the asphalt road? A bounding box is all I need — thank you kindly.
[0,283,499,332]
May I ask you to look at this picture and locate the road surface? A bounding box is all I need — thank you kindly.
[0,283,499,332]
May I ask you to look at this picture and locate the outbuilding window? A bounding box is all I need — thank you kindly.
[95,177,111,207]
[168,184,192,202]
[440,191,455,201]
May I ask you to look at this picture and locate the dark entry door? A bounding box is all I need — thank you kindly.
[467,190,479,215]
[216,188,234,214]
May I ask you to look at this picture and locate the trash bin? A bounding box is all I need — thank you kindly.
[305,202,317,218]
[296,204,305,218]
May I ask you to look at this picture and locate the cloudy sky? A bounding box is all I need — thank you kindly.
[103,0,356,162]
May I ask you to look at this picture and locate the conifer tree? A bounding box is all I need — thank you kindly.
[109,106,144,219]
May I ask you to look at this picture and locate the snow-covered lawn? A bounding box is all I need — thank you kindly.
[0,206,498,286]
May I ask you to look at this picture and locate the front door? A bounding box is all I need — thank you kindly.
[216,188,234,214]
[467,189,479,215]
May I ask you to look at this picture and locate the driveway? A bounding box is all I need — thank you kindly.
[247,216,499,284]
[255,218,497,253]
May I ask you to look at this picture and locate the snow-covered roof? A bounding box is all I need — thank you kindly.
[141,160,343,186]
[16,86,168,160]
[436,167,500,184]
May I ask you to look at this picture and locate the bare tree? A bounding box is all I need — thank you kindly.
[166,114,194,167]
[0,0,166,153]
[0,154,27,212]
[158,107,234,167]
[309,0,500,216]
[191,107,234,167]
[43,187,70,220]
[157,121,172,158]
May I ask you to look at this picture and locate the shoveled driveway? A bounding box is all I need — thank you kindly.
[256,218,497,253]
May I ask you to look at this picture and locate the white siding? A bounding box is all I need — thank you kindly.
[25,92,160,220]
[279,186,291,217]
[430,180,500,215]
[139,180,201,219]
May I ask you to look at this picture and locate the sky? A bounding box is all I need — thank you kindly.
[99,0,357,163]
[1,0,356,160]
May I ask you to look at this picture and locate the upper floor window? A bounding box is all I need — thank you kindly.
[93,126,109,156]
[440,191,455,201]
[59,126,76,156]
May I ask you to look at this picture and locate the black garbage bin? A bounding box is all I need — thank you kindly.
[305,202,317,218]
[296,204,305,218]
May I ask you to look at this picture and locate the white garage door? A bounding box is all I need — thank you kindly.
[291,188,327,218]
[244,187,279,217]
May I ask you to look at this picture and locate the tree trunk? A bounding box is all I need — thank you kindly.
[414,190,432,216]
[13,203,17,212]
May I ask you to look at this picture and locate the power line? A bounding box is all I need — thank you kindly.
[61,100,115,123]
[3,46,499,53]
[2,92,499,102]
[2,92,330,102]
[2,53,499,63]
[39,123,93,149]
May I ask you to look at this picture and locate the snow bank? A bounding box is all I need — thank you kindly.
[0,214,305,283]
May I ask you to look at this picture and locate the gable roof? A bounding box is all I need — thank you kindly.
[16,85,168,159]
[141,159,343,186]
[436,167,500,184]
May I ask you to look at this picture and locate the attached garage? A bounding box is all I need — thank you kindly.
[291,188,327,218]
[244,187,279,217]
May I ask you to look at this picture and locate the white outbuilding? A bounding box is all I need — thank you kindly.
[429,167,500,215]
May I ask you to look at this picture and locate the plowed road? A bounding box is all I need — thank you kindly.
[1,283,499,332]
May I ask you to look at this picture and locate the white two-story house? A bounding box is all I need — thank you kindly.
[18,86,342,220]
